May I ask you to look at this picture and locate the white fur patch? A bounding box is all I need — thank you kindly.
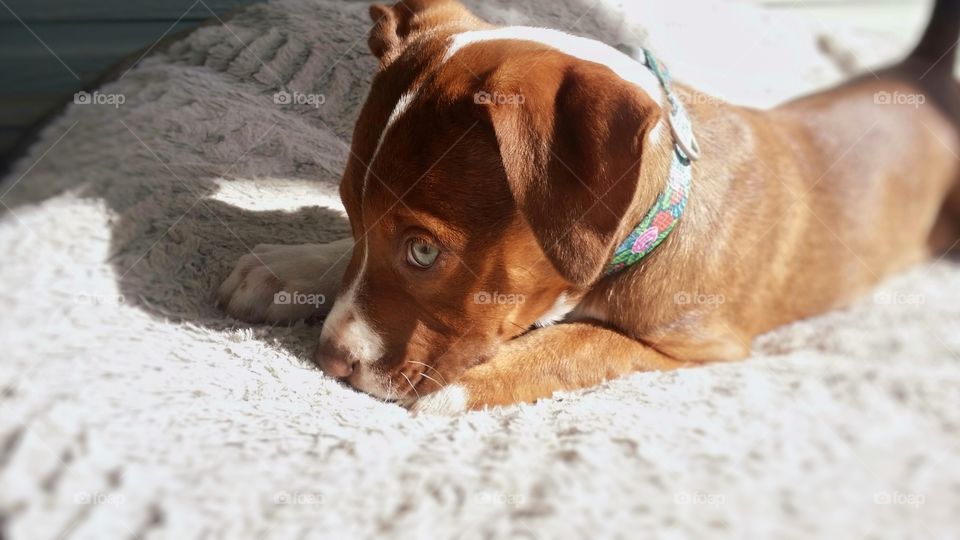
[387,91,416,127]
[319,240,384,366]
[445,27,664,105]
[534,292,577,328]
[411,384,469,415]
[363,89,419,196]
[353,362,396,400]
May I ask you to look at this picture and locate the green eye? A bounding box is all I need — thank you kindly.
[407,240,439,268]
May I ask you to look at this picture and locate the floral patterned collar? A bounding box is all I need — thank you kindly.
[605,48,699,276]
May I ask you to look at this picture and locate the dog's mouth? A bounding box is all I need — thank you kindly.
[340,337,501,405]
[340,361,429,405]
[350,358,464,407]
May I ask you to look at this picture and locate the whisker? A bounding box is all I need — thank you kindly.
[418,372,443,388]
[509,320,529,331]
[407,360,448,385]
[379,371,400,403]
[400,371,420,400]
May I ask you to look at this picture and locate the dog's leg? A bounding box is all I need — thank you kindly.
[411,323,689,414]
[218,238,353,323]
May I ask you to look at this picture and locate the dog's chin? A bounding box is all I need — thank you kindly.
[346,364,400,402]
[355,366,437,408]
[351,373,430,409]
[396,392,419,408]
[345,344,498,406]
[347,364,450,408]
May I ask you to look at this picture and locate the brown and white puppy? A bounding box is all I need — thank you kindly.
[219,0,960,413]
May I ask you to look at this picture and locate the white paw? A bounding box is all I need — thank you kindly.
[218,239,352,323]
[410,384,469,415]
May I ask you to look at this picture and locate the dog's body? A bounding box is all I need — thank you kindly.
[219,0,960,413]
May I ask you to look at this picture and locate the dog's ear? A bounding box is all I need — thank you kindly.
[367,4,401,62]
[367,0,473,67]
[483,61,664,286]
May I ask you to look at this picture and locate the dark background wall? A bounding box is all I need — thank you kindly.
[0,0,926,166]
[0,0,254,163]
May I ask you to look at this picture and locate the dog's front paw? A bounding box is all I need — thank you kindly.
[218,240,352,323]
[409,384,470,416]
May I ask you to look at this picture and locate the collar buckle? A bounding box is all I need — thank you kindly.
[667,96,701,162]
[642,47,700,163]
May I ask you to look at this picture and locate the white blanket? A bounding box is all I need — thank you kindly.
[1,0,958,538]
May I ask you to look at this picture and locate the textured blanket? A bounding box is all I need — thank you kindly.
[1,0,958,538]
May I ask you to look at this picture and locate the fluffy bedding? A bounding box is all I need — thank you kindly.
[1,0,958,538]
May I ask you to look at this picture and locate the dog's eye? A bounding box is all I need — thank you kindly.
[407,240,439,268]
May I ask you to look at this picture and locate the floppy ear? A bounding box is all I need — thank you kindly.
[485,62,664,286]
[367,3,403,64]
[367,0,473,67]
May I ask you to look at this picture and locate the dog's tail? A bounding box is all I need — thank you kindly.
[914,1,960,256]
[908,0,960,75]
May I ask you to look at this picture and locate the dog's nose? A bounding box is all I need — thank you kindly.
[314,339,357,379]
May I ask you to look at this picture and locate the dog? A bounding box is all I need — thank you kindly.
[219,0,960,414]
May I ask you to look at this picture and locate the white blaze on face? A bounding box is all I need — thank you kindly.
[320,87,423,381]
[361,88,418,197]
[319,239,385,366]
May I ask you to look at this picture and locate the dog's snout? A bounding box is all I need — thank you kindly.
[315,339,357,379]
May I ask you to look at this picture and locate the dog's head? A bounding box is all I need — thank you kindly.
[315,0,667,401]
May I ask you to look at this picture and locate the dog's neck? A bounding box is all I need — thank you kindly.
[605,50,698,276]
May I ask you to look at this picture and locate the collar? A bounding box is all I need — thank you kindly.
[604,47,699,276]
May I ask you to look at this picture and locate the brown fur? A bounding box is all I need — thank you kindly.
[227,0,960,410]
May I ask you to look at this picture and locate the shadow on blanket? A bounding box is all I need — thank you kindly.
[2,162,351,360]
